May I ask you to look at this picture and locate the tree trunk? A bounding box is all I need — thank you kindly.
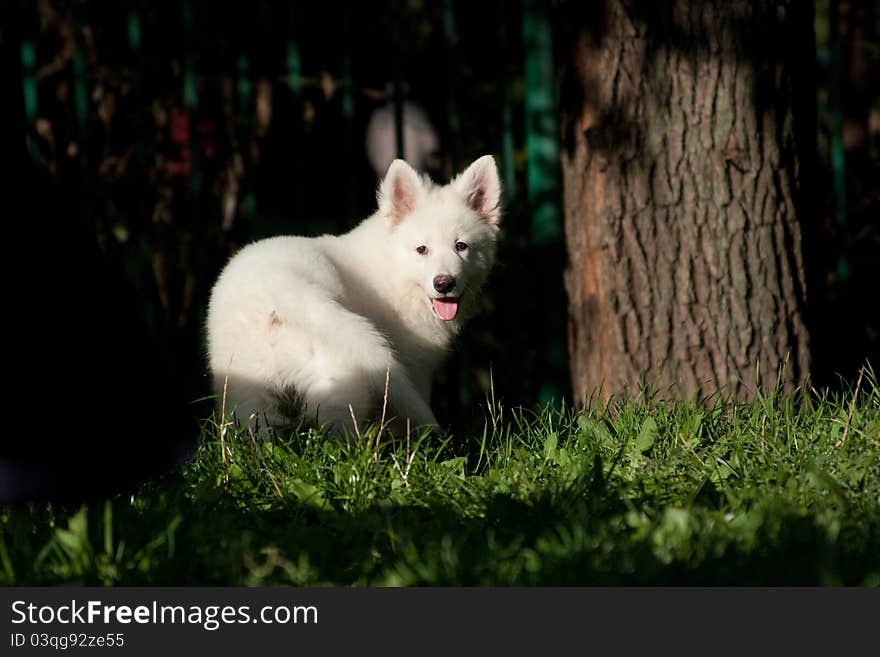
[560,0,813,404]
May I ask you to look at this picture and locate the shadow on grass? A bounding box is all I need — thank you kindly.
[5,464,877,586]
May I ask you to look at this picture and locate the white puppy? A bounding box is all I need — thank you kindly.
[206,155,502,435]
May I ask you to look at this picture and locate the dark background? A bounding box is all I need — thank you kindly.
[3,1,878,488]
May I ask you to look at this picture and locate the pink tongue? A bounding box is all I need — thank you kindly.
[432,298,459,321]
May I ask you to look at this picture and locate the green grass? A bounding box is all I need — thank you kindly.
[2,370,879,586]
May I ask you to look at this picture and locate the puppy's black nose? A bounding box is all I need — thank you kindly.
[433,274,456,294]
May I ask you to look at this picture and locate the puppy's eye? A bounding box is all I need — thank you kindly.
[416,245,428,255]
[455,241,468,253]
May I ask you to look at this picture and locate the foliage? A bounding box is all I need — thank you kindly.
[3,368,878,586]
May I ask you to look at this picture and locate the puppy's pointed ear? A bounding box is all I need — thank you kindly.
[455,155,502,226]
[378,159,423,224]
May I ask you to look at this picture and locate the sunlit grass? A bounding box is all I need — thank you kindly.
[2,367,878,585]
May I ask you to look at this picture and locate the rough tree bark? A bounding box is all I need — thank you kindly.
[560,0,813,404]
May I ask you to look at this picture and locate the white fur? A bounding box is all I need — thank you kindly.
[206,155,502,436]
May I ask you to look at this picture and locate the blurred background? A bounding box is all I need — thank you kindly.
[5,0,879,438]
